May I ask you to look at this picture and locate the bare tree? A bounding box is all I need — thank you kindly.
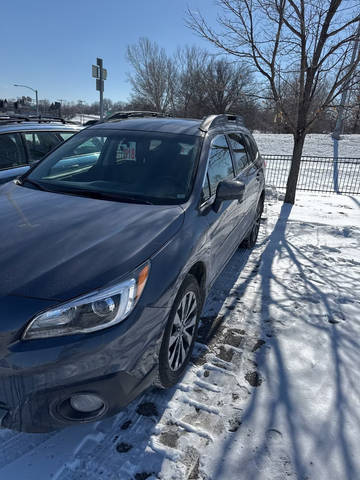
[175,46,252,117]
[205,58,251,112]
[351,92,360,133]
[175,46,209,117]
[127,37,177,112]
[346,75,360,132]
[188,1,360,203]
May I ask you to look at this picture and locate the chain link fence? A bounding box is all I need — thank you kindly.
[264,155,360,194]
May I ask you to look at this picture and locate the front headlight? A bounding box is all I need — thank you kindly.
[23,262,150,340]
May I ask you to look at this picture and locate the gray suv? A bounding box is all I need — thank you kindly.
[0,112,265,432]
[0,116,81,185]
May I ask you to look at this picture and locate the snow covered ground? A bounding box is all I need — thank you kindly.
[0,190,359,480]
[253,134,360,194]
[253,133,360,157]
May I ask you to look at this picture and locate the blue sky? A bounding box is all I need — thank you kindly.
[0,0,219,104]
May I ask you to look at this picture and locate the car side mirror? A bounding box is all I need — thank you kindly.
[213,178,245,213]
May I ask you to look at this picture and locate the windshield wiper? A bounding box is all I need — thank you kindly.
[109,194,154,205]
[18,179,153,204]
[18,178,49,192]
[49,187,153,205]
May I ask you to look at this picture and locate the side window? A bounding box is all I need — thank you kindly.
[206,135,234,197]
[228,133,250,173]
[244,135,258,163]
[24,132,62,162]
[73,137,105,156]
[149,139,162,151]
[0,133,26,170]
[58,132,76,141]
[202,175,211,202]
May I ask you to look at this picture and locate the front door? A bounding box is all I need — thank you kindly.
[201,134,247,283]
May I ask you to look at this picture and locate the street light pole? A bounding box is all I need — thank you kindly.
[78,100,84,124]
[13,84,39,115]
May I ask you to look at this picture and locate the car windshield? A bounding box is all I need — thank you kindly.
[26,129,201,204]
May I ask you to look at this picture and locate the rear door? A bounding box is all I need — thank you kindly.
[0,133,28,185]
[243,134,263,221]
[22,131,66,164]
[228,132,258,229]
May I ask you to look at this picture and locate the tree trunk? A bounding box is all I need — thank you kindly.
[352,102,360,134]
[284,133,306,204]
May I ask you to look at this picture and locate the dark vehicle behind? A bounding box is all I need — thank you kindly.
[0,116,81,185]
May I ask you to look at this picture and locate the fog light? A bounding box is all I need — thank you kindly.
[70,393,105,413]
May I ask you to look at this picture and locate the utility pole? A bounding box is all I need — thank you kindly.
[92,58,107,120]
[78,100,85,124]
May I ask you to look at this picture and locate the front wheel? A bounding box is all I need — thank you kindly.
[156,275,201,388]
[242,196,264,248]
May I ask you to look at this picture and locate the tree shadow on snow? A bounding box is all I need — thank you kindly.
[349,195,360,208]
[210,202,360,480]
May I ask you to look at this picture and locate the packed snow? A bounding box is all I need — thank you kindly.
[253,133,360,158]
[0,189,359,480]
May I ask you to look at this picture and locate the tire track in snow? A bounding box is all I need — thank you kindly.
[0,431,56,469]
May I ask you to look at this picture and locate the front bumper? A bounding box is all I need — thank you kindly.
[0,299,169,432]
[1,369,156,433]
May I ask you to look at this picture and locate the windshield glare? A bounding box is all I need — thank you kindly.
[27,130,201,204]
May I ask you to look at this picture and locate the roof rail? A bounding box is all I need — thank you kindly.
[27,115,80,125]
[199,113,244,132]
[83,119,99,126]
[106,110,170,121]
[0,115,79,126]
[0,115,30,125]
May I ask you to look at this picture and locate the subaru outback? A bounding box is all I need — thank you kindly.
[0,113,265,432]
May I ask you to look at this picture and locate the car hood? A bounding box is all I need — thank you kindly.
[0,183,184,300]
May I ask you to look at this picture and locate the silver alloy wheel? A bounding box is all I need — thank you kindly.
[168,291,197,371]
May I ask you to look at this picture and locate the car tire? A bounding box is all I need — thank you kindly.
[156,274,201,389]
[242,196,264,249]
